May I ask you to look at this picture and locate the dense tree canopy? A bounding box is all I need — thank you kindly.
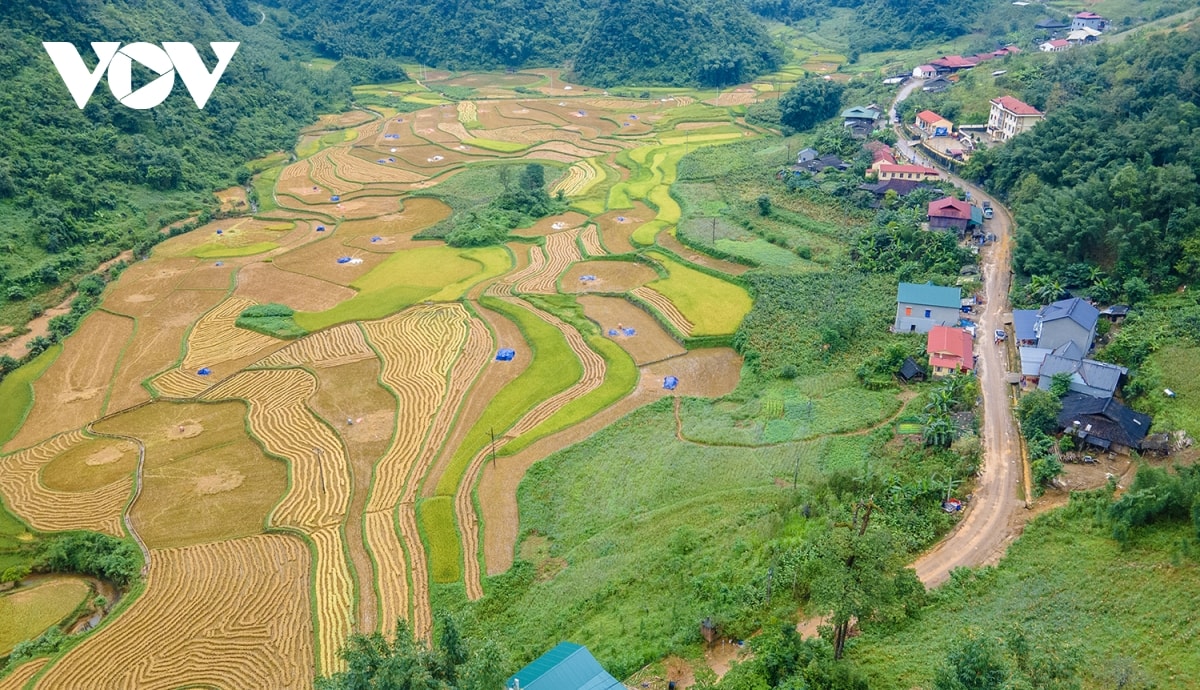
[777,77,845,132]
[964,27,1200,297]
[0,0,353,305]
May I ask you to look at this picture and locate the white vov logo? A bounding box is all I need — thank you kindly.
[43,42,240,110]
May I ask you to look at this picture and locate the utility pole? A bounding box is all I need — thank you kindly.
[489,427,497,468]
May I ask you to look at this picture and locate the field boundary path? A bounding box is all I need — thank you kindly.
[83,424,151,574]
[890,83,1027,587]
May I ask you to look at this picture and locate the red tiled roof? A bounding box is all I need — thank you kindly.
[1076,11,1103,19]
[1046,39,1069,47]
[932,55,977,69]
[916,64,937,73]
[878,163,939,175]
[991,95,1042,116]
[916,109,947,125]
[928,326,974,371]
[873,148,897,164]
[928,196,972,220]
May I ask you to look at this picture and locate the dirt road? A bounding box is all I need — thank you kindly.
[891,86,1028,587]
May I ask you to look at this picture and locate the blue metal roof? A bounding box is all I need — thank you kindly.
[1013,309,1038,341]
[507,643,624,690]
[897,281,961,309]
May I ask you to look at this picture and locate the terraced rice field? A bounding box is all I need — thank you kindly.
[36,535,314,687]
[0,70,760,684]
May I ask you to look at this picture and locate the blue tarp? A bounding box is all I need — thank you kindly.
[331,195,340,202]
[580,275,596,281]
[337,256,352,264]
[496,348,516,361]
[316,225,326,232]
[616,216,626,222]
[214,262,224,267]
[663,376,678,390]
[622,328,636,336]
[371,236,382,243]
[629,114,638,119]
[215,229,223,235]
[197,368,212,376]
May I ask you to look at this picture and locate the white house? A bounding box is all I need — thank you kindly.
[1040,39,1070,53]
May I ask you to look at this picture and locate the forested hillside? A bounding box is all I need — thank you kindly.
[280,0,779,86]
[0,0,351,316]
[964,26,1200,299]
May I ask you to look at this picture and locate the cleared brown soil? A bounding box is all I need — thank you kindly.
[234,263,357,312]
[643,347,743,398]
[214,185,249,214]
[512,211,589,238]
[5,311,134,453]
[595,204,651,254]
[578,295,685,365]
[105,289,227,411]
[561,261,658,294]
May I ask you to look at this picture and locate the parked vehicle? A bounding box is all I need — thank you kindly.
[982,200,994,219]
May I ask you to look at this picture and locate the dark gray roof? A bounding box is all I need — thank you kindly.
[1038,297,1099,333]
[1037,355,1126,397]
[1019,346,1051,377]
[899,356,925,380]
[1058,393,1152,450]
[1051,340,1084,360]
[1101,304,1130,316]
[1036,18,1070,29]
[1012,309,1039,341]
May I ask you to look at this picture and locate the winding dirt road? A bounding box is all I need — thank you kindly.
[891,84,1028,587]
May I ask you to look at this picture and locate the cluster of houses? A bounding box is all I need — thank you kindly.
[1038,11,1109,52]
[893,282,1156,454]
[911,46,1022,81]
[1013,297,1156,453]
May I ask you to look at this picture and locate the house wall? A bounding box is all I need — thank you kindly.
[929,216,969,234]
[895,303,960,333]
[1037,319,1094,354]
[879,170,939,181]
[987,106,1043,142]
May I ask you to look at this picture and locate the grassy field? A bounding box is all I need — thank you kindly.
[442,399,829,676]
[1137,345,1200,438]
[420,497,462,584]
[678,373,903,445]
[463,138,530,153]
[644,252,752,336]
[0,576,90,655]
[192,242,279,259]
[294,246,510,331]
[0,346,62,448]
[849,504,1200,687]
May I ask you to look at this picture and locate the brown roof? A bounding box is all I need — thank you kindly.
[928,196,972,220]
[991,95,1042,116]
[916,110,948,125]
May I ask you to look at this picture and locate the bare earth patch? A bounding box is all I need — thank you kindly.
[168,421,203,440]
[84,446,128,466]
[195,469,245,495]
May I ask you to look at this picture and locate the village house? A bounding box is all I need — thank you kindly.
[1035,17,1070,32]
[874,163,940,182]
[1072,11,1109,32]
[922,76,953,93]
[796,147,819,164]
[1057,393,1151,454]
[1040,39,1070,52]
[1033,297,1098,355]
[913,64,938,79]
[927,325,975,377]
[1037,355,1127,398]
[915,110,953,136]
[895,281,962,333]
[1067,26,1102,45]
[927,196,982,237]
[507,642,623,690]
[987,96,1044,142]
[930,55,977,73]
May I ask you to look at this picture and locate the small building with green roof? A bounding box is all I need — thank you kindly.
[894,281,962,334]
[506,642,624,690]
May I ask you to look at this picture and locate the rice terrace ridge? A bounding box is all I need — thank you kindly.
[1,0,1199,688]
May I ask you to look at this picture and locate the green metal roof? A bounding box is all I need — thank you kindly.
[897,281,961,309]
[507,642,624,690]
